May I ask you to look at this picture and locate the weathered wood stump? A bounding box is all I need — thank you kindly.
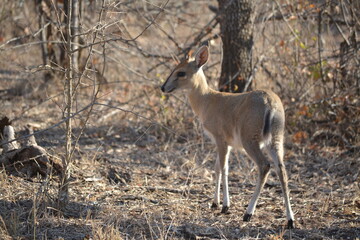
[0,117,62,178]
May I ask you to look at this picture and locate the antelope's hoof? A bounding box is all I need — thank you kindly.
[287,219,294,229]
[221,206,229,214]
[211,202,219,209]
[243,213,252,222]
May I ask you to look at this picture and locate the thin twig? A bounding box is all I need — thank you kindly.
[94,102,186,141]
[70,0,107,161]
[131,0,170,42]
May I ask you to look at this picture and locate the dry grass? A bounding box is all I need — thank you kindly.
[0,0,359,239]
[0,91,358,239]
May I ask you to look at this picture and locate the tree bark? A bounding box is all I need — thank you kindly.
[37,0,56,81]
[217,0,253,93]
[58,0,79,210]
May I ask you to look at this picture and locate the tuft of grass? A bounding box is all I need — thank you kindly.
[91,223,124,240]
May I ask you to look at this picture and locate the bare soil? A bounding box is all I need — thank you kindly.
[0,85,359,239]
[0,1,359,239]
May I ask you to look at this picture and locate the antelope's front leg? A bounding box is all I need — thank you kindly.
[212,141,232,213]
[211,156,222,209]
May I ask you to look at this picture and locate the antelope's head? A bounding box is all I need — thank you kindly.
[161,46,209,93]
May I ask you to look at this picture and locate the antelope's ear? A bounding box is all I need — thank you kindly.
[195,46,209,68]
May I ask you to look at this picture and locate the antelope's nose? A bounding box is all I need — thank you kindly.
[161,84,165,93]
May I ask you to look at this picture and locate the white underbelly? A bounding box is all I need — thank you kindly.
[229,133,244,149]
[203,127,271,152]
[204,128,244,150]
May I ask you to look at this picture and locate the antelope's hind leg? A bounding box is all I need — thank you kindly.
[267,144,295,229]
[242,142,271,222]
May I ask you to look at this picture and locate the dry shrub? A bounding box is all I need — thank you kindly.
[253,1,360,149]
[0,0,359,239]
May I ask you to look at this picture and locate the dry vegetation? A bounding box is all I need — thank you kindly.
[0,0,359,239]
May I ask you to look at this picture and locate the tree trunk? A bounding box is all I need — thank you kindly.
[58,0,79,210]
[37,0,56,82]
[217,0,253,93]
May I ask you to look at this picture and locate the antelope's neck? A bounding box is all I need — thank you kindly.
[188,70,212,120]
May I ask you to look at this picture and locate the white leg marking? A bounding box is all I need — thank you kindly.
[222,146,232,208]
[213,156,221,207]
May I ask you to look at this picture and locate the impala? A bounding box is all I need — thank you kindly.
[160,46,294,228]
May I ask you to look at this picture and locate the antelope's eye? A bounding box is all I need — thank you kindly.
[177,71,186,77]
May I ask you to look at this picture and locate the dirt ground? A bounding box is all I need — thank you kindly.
[0,80,359,239]
[0,1,359,239]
